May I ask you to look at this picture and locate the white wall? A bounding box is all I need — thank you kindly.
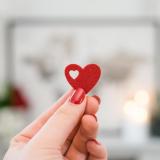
[0,17,6,91]
[0,0,155,17]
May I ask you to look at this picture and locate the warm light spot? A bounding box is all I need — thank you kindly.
[124,100,136,115]
[134,90,150,106]
[124,100,148,123]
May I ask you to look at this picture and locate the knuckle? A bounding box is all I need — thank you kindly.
[56,104,81,121]
[57,107,70,118]
[10,136,18,146]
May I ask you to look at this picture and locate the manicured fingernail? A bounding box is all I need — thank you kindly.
[89,139,100,145]
[70,88,85,104]
[92,114,98,122]
[92,95,101,104]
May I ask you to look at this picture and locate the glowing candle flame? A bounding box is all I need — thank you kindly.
[134,90,150,106]
[124,99,149,124]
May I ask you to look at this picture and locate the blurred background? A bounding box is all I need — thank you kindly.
[0,0,160,160]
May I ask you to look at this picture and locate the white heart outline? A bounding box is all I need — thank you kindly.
[69,70,79,79]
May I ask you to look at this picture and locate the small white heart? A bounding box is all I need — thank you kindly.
[69,70,79,79]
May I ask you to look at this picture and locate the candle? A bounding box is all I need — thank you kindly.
[123,90,150,144]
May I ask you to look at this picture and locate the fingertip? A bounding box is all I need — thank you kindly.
[70,88,86,104]
[81,114,98,136]
[87,139,101,148]
[82,114,98,127]
[85,96,99,114]
[92,95,101,104]
[86,139,107,158]
[65,88,87,108]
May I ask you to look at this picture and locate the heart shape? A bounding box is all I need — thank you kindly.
[69,70,79,79]
[65,64,101,93]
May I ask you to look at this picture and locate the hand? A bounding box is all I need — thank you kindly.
[4,88,107,160]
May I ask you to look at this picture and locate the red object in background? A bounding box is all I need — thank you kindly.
[65,64,101,94]
[11,87,29,110]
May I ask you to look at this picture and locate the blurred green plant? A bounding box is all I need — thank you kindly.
[0,84,12,109]
[0,83,28,110]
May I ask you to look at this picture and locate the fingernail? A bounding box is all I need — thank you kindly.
[92,95,101,104]
[70,88,85,104]
[89,139,100,145]
[92,114,98,122]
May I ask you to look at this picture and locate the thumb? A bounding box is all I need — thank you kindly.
[31,88,86,148]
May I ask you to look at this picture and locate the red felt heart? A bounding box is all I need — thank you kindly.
[65,64,101,93]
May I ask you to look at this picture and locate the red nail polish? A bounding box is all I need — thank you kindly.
[89,139,100,145]
[92,114,98,122]
[70,88,85,104]
[92,95,101,104]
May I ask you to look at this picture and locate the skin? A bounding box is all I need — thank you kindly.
[3,89,107,160]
